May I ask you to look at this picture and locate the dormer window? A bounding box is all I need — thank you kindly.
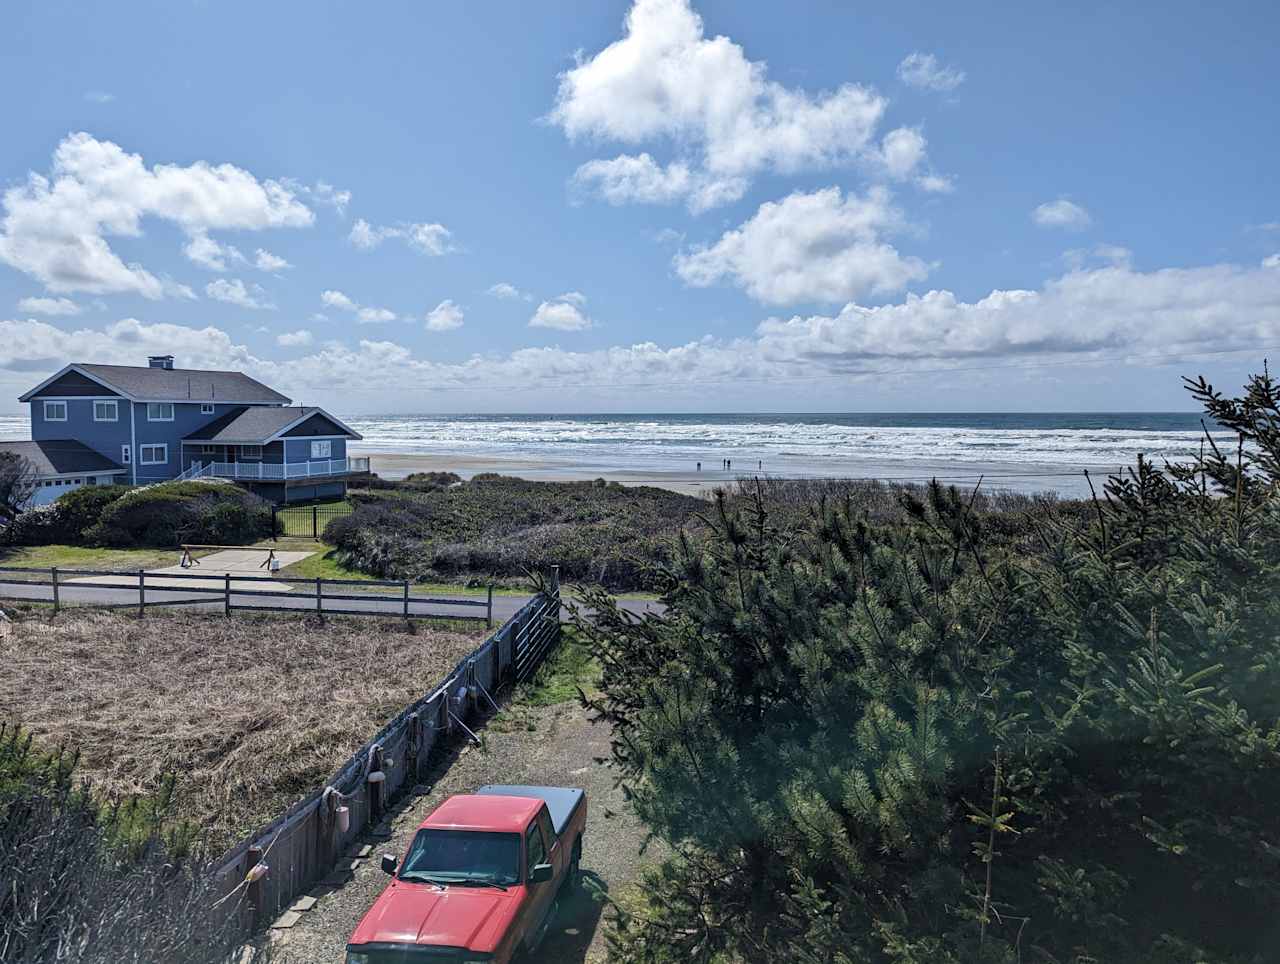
[147,402,174,421]
[43,401,67,421]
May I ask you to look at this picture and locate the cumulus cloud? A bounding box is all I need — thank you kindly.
[0,133,313,298]
[530,294,594,331]
[254,249,291,272]
[875,127,927,180]
[3,258,1276,402]
[184,232,244,271]
[17,296,81,316]
[320,288,397,323]
[282,179,351,215]
[205,278,274,310]
[916,173,955,194]
[674,186,928,305]
[349,218,454,256]
[487,282,530,301]
[84,90,115,104]
[1033,198,1092,230]
[425,299,465,332]
[897,52,966,93]
[552,0,900,210]
[277,329,313,347]
[1264,253,1280,269]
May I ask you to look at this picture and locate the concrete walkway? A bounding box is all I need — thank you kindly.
[65,548,315,592]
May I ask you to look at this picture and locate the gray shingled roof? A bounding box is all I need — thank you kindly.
[75,364,290,404]
[184,406,328,443]
[0,440,126,477]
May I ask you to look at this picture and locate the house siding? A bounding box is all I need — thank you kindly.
[134,402,243,483]
[31,397,133,471]
[283,437,347,462]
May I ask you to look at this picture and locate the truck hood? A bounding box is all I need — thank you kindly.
[349,880,522,950]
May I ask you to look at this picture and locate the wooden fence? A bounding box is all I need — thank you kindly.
[0,566,494,625]
[209,573,562,939]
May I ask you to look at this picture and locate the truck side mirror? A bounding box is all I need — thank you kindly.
[381,854,398,876]
[529,862,553,884]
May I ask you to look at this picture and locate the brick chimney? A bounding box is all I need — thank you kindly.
[148,355,175,370]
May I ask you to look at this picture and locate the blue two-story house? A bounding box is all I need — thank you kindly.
[5,355,367,505]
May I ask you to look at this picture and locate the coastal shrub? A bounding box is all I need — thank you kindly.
[1,485,128,546]
[84,481,272,548]
[572,365,1280,963]
[0,724,272,964]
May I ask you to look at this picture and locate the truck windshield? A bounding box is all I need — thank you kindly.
[398,829,521,885]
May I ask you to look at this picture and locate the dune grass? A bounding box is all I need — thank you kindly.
[0,609,487,849]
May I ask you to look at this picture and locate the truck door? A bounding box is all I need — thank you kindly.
[537,806,562,876]
[524,818,556,941]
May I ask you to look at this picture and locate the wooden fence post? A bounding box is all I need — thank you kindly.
[315,577,323,616]
[487,584,494,629]
[403,579,410,620]
[224,572,232,616]
[245,844,263,928]
[137,569,145,617]
[50,567,59,615]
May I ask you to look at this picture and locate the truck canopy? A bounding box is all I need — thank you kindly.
[477,785,584,838]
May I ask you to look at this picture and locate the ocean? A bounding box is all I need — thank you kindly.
[0,412,1227,497]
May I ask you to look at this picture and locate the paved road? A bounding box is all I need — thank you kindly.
[0,578,662,623]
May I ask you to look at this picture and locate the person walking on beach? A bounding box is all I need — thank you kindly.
[697,461,701,472]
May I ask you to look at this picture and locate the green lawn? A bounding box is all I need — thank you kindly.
[0,544,206,572]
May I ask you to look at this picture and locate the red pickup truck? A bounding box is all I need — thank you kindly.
[345,784,586,963]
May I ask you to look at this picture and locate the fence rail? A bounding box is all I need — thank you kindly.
[0,565,494,625]
[205,573,561,940]
[183,457,371,482]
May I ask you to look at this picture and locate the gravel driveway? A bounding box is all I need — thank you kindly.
[273,695,646,963]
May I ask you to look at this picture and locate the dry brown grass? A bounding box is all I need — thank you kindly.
[0,609,486,849]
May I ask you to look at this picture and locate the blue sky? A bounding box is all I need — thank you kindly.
[1,0,1278,414]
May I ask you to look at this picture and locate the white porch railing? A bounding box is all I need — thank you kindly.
[183,456,370,482]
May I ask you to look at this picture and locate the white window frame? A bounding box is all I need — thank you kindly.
[147,402,174,422]
[93,400,118,422]
[201,403,215,415]
[43,400,67,422]
[310,440,332,458]
[239,444,263,460]
[139,443,168,465]
[121,445,131,465]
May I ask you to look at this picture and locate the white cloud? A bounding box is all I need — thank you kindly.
[0,133,313,298]
[487,282,530,301]
[349,218,454,255]
[17,296,81,316]
[1033,198,1092,230]
[876,127,927,180]
[916,173,955,194]
[282,179,351,215]
[2,257,1275,403]
[277,329,313,347]
[552,0,894,210]
[530,295,594,331]
[206,278,274,310]
[184,232,244,271]
[254,248,291,272]
[674,186,928,305]
[320,289,397,323]
[425,299,465,332]
[1264,253,1280,269]
[896,52,965,93]
[754,260,1280,363]
[571,153,746,213]
[84,90,115,104]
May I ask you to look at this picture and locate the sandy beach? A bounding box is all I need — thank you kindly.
[362,450,1120,498]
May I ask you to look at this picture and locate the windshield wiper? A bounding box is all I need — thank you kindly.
[398,872,457,885]
[453,878,509,891]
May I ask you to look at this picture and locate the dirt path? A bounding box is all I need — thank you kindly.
[274,694,645,963]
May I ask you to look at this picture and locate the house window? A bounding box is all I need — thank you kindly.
[121,445,131,465]
[201,403,215,415]
[147,402,174,421]
[239,444,263,459]
[43,400,67,421]
[200,444,220,456]
[310,440,332,458]
[94,400,118,422]
[139,444,168,465]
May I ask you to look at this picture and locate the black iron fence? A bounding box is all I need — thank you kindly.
[271,500,353,540]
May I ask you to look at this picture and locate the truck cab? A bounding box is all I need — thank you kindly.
[346,785,586,963]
